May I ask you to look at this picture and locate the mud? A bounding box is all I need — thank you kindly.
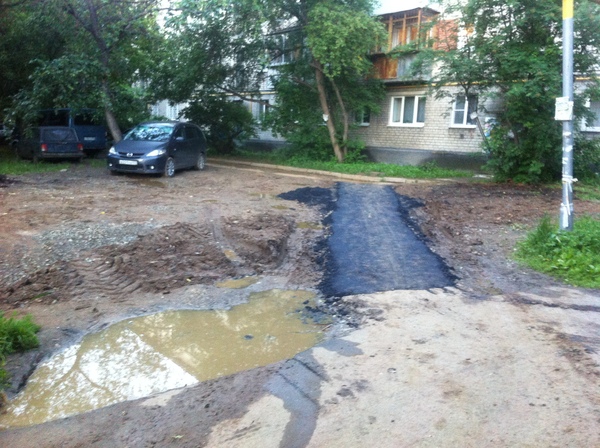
[1,158,600,447]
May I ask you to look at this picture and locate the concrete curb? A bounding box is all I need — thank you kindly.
[207,157,456,185]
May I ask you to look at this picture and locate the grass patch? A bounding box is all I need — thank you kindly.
[0,145,104,175]
[221,149,473,179]
[0,313,41,388]
[574,178,600,202]
[0,157,76,176]
[515,215,600,289]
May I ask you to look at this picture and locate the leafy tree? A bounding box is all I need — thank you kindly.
[183,96,256,153]
[412,0,600,183]
[150,0,269,152]
[266,0,386,162]
[4,0,163,141]
[155,0,385,162]
[0,0,68,123]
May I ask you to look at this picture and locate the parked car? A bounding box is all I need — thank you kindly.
[38,108,107,154]
[107,121,207,177]
[13,127,84,163]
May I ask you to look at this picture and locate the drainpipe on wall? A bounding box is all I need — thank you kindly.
[470,112,492,154]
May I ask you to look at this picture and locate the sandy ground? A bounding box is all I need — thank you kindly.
[0,159,599,447]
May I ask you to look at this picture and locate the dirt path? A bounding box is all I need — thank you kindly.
[1,159,599,446]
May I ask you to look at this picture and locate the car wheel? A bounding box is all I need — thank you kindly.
[194,152,206,171]
[163,157,176,177]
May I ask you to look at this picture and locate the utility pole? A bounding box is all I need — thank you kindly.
[558,0,575,231]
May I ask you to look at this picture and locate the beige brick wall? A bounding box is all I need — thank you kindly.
[354,85,498,154]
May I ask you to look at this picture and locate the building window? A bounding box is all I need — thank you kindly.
[391,19,419,47]
[355,108,371,126]
[452,94,478,127]
[271,34,294,66]
[256,100,270,122]
[583,99,600,131]
[390,96,426,126]
[168,104,179,121]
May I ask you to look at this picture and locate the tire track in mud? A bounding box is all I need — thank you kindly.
[1,216,293,306]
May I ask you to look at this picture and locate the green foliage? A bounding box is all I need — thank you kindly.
[0,144,106,173]
[419,0,600,184]
[0,1,69,114]
[266,57,385,162]
[574,136,600,182]
[0,313,41,388]
[0,160,76,176]
[0,313,41,355]
[184,97,256,154]
[306,2,386,79]
[3,0,164,137]
[574,179,600,202]
[226,148,472,179]
[516,215,600,288]
[154,0,269,103]
[484,117,562,183]
[261,0,385,162]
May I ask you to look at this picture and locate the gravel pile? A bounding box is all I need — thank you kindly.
[1,221,157,285]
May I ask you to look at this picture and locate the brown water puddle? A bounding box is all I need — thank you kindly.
[1,289,325,428]
[215,276,259,289]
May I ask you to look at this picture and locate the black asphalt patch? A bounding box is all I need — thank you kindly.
[281,182,455,298]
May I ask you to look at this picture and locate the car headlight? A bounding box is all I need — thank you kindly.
[147,149,167,157]
[108,146,117,155]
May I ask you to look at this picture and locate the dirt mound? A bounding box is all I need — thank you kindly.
[1,215,294,307]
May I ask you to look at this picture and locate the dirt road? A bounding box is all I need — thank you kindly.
[1,159,599,446]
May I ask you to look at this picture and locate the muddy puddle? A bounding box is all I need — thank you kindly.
[215,276,260,289]
[1,289,328,428]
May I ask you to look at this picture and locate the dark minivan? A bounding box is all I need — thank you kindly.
[13,127,84,163]
[38,109,107,154]
[107,121,207,177]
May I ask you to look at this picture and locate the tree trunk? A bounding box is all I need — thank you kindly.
[105,107,122,143]
[330,79,349,158]
[101,80,122,143]
[314,60,344,162]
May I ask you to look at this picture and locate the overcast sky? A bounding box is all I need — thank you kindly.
[374,0,442,15]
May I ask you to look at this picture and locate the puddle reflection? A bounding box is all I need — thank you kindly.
[215,276,259,289]
[1,289,324,428]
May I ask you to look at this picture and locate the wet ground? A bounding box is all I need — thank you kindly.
[1,159,599,446]
[2,289,326,428]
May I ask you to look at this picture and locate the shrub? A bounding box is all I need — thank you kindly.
[0,313,41,388]
[516,215,600,288]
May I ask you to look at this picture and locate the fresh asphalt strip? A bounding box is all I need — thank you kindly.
[281,182,455,297]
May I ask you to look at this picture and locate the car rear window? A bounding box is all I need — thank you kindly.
[42,128,78,142]
[125,124,174,142]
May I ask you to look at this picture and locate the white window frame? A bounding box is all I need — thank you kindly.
[582,99,600,132]
[450,94,478,128]
[389,95,426,127]
[356,108,371,126]
[256,100,269,123]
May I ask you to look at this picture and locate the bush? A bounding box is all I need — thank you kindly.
[0,313,41,388]
[574,135,600,181]
[184,97,257,155]
[484,121,562,184]
[515,215,600,288]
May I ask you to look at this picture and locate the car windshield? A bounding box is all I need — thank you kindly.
[124,124,174,142]
[42,128,78,142]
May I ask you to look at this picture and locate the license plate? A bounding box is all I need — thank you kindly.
[119,160,137,166]
[84,137,96,141]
